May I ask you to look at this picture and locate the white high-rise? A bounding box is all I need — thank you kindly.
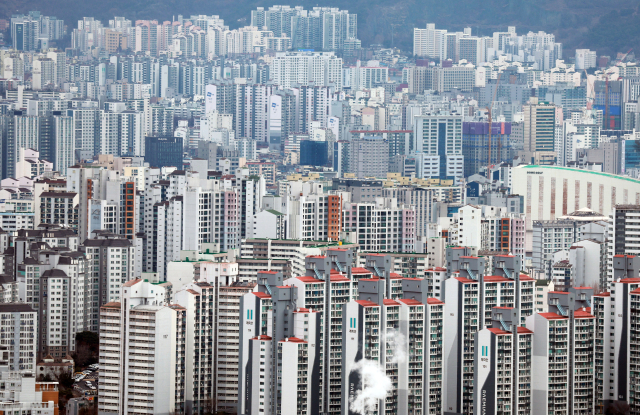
[413,113,464,182]
[271,51,343,90]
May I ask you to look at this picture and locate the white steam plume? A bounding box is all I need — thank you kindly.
[385,329,407,364]
[349,329,407,415]
[349,359,392,415]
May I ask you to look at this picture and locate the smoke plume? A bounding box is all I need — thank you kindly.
[348,329,406,415]
[349,359,392,414]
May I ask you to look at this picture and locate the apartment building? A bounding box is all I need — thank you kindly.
[443,253,534,415]
[38,191,79,230]
[342,198,416,253]
[532,219,581,275]
[474,307,533,415]
[0,364,58,414]
[413,113,464,182]
[0,304,37,372]
[356,252,430,279]
[240,238,352,278]
[526,291,595,415]
[98,280,183,415]
[343,276,444,415]
[452,205,525,260]
[216,282,256,411]
[82,231,137,313]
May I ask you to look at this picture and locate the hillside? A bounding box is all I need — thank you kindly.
[3,0,639,56]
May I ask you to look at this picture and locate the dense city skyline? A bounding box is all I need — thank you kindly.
[0,4,639,415]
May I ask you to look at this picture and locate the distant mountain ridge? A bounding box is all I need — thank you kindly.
[3,0,638,56]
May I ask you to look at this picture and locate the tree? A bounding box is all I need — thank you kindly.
[38,373,53,382]
[58,371,74,389]
[605,401,631,415]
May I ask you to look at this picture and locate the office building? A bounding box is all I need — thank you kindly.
[413,113,464,182]
[522,97,557,164]
[144,136,183,168]
[347,137,389,178]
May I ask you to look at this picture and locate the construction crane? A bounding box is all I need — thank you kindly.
[615,48,633,65]
[486,71,502,172]
[583,69,595,110]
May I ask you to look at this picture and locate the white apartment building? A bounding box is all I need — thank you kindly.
[0,304,37,373]
[451,205,525,259]
[0,365,58,415]
[413,23,446,58]
[99,280,183,415]
[342,198,416,253]
[271,51,343,90]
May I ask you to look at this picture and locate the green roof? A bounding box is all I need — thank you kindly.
[521,165,640,184]
[266,209,284,216]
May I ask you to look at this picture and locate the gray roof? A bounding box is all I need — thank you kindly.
[0,303,35,313]
[82,238,132,248]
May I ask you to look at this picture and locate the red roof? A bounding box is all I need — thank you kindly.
[487,328,510,335]
[454,276,476,284]
[390,272,403,279]
[538,312,566,320]
[123,279,141,287]
[574,309,595,319]
[548,291,569,294]
[330,275,350,282]
[618,278,640,283]
[593,292,610,297]
[294,308,316,313]
[355,300,379,307]
[398,298,423,305]
[258,270,278,274]
[383,299,399,306]
[426,267,446,272]
[279,337,306,343]
[351,267,373,274]
[307,255,326,259]
[518,274,534,281]
[573,287,593,290]
[253,292,271,299]
[427,298,444,304]
[296,276,324,283]
[251,335,272,341]
[483,276,510,283]
[350,130,412,133]
[517,327,533,334]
